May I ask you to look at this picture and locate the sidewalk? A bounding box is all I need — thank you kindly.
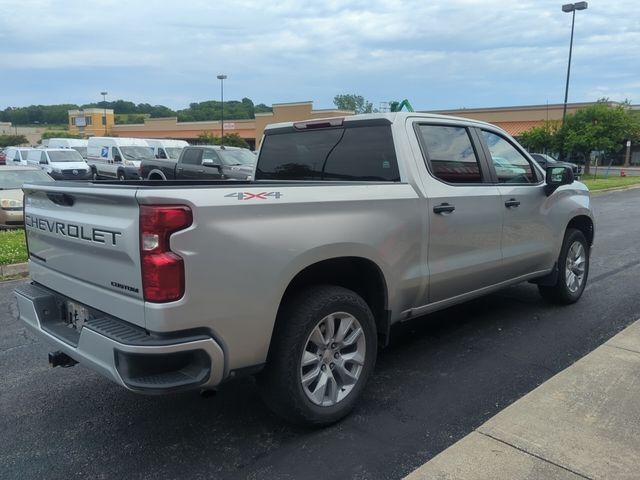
[405,320,640,480]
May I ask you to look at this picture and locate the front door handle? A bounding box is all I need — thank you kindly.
[505,198,521,208]
[433,203,455,214]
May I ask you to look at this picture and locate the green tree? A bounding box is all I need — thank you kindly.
[196,132,250,149]
[559,100,640,174]
[0,135,29,148]
[518,121,561,154]
[333,94,374,114]
[40,131,81,140]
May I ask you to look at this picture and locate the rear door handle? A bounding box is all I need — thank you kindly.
[433,203,455,214]
[505,198,521,208]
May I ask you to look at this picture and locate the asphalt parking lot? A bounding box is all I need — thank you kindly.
[2,188,639,480]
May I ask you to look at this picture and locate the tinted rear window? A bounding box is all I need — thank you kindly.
[256,125,400,182]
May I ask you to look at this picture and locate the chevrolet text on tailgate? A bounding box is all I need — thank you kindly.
[16,113,594,426]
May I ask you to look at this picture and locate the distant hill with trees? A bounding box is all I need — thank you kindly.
[0,98,272,126]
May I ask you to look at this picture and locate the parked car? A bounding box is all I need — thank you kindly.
[46,138,89,160]
[530,153,582,177]
[0,165,54,228]
[16,113,593,426]
[141,145,256,180]
[4,146,33,166]
[26,148,92,180]
[0,149,6,165]
[87,137,153,180]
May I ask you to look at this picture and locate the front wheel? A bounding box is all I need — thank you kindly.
[117,171,126,181]
[539,228,589,304]
[258,285,377,427]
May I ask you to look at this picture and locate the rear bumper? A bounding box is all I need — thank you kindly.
[15,282,225,393]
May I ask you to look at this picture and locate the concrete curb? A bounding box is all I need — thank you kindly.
[0,262,28,279]
[404,319,640,480]
[590,183,640,195]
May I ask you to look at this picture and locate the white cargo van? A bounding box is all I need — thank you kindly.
[145,139,189,160]
[4,146,33,165]
[87,137,154,180]
[26,148,91,180]
[47,138,89,159]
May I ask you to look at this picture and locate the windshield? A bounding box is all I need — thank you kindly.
[120,146,154,161]
[0,170,54,189]
[47,150,85,163]
[72,147,88,158]
[165,147,184,160]
[219,148,256,166]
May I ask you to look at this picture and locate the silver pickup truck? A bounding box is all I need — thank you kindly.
[15,113,594,426]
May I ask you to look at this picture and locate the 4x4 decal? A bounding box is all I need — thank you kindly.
[224,192,283,200]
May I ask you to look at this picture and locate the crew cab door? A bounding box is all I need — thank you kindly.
[414,123,504,303]
[177,148,224,179]
[477,129,555,278]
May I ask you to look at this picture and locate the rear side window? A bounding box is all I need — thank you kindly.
[256,125,400,182]
[181,149,202,165]
[416,125,483,184]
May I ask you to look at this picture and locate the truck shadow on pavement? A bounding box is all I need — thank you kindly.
[7,282,626,480]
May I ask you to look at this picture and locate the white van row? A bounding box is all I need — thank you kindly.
[86,137,189,180]
[5,137,189,181]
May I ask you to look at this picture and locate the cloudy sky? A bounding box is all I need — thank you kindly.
[1,0,638,111]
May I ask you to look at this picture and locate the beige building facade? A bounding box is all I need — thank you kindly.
[63,100,636,151]
[428,101,622,137]
[68,108,115,137]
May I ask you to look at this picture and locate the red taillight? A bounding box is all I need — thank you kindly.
[140,205,192,302]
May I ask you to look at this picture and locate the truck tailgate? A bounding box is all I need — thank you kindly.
[23,183,145,327]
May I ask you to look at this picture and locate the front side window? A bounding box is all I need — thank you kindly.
[481,131,538,183]
[202,149,220,164]
[120,146,154,161]
[257,125,400,182]
[181,149,202,165]
[417,125,483,184]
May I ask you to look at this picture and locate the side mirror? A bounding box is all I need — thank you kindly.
[202,159,222,170]
[545,165,574,196]
[39,159,47,165]
[114,155,122,163]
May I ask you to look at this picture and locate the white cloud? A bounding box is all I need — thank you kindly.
[0,0,638,109]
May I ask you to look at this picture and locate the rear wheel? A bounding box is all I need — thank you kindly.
[258,285,377,427]
[539,228,589,304]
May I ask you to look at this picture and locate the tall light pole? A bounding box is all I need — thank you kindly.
[561,2,588,124]
[217,74,227,145]
[100,91,108,135]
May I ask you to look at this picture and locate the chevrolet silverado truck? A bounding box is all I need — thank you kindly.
[140,145,256,181]
[15,113,593,426]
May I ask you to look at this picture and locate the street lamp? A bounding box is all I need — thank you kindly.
[217,74,227,145]
[561,2,588,124]
[100,91,108,135]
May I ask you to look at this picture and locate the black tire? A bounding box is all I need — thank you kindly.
[258,285,377,427]
[117,171,126,181]
[539,228,589,304]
